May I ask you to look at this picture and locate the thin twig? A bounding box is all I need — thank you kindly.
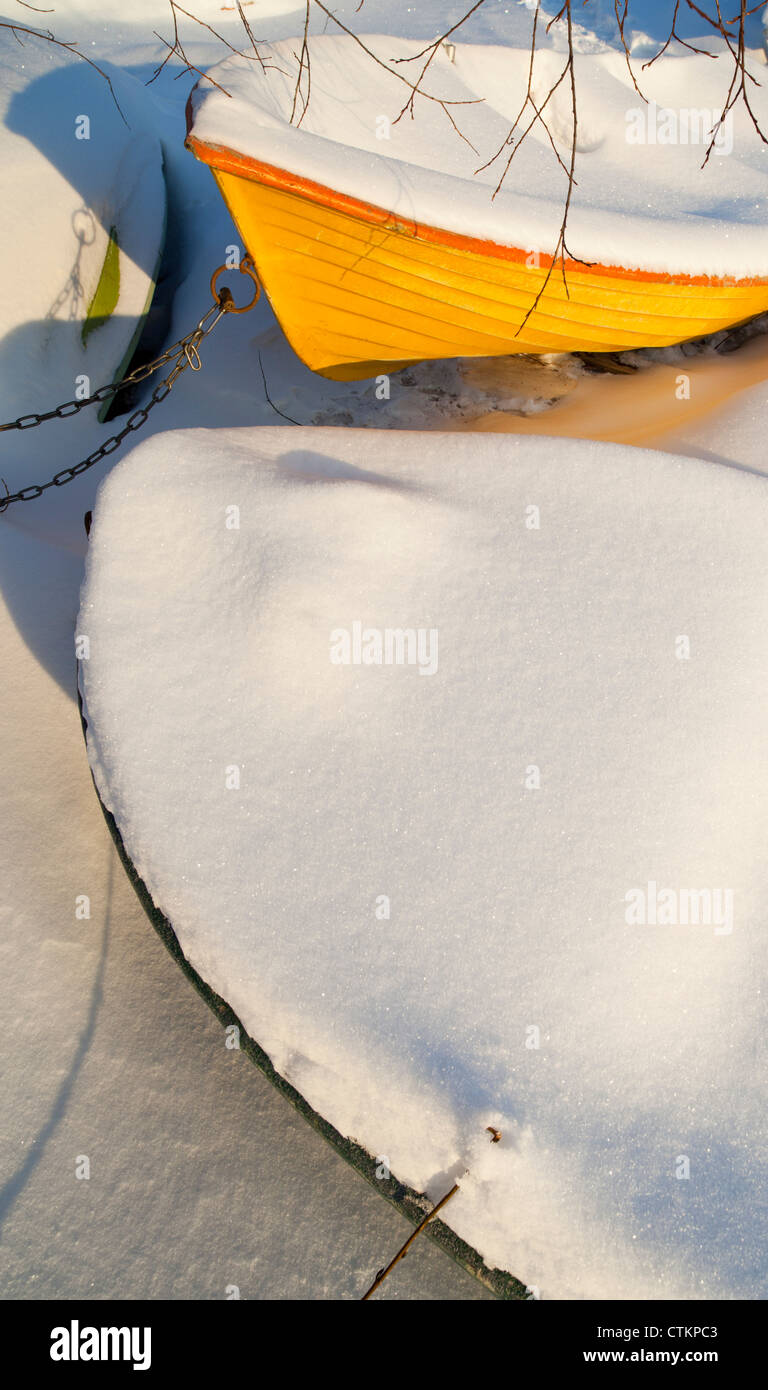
[236,1,268,75]
[0,21,129,123]
[290,1,311,127]
[361,1184,460,1301]
[612,0,647,98]
[638,0,768,165]
[310,0,482,151]
[148,0,282,94]
[391,0,486,130]
[258,352,303,425]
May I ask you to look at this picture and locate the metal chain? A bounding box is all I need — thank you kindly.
[0,256,261,513]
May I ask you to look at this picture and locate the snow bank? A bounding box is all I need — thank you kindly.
[189,33,768,279]
[79,425,768,1299]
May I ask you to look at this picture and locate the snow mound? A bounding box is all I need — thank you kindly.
[189,34,768,278]
[79,425,768,1299]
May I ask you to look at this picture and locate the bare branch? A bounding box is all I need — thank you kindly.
[475,4,572,191]
[148,0,283,95]
[310,0,483,151]
[612,0,647,98]
[391,2,487,133]
[642,0,718,66]
[699,0,768,164]
[633,0,768,165]
[394,1,486,65]
[0,21,128,123]
[290,1,311,127]
[236,1,268,75]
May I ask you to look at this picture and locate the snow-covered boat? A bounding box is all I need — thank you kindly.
[0,32,165,424]
[78,424,768,1299]
[185,35,768,380]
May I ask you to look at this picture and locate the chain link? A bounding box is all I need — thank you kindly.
[0,256,261,513]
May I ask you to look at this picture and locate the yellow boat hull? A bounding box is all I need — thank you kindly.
[187,135,768,382]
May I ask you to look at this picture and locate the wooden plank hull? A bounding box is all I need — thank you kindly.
[187,136,768,381]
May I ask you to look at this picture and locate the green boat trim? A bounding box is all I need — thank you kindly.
[77,677,529,1302]
[82,225,120,347]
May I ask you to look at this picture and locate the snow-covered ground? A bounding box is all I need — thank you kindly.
[2,0,767,1301]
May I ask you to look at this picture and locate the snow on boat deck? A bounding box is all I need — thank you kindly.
[79,426,768,1299]
[189,35,768,279]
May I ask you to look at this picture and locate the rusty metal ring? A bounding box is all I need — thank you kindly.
[210,255,261,314]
